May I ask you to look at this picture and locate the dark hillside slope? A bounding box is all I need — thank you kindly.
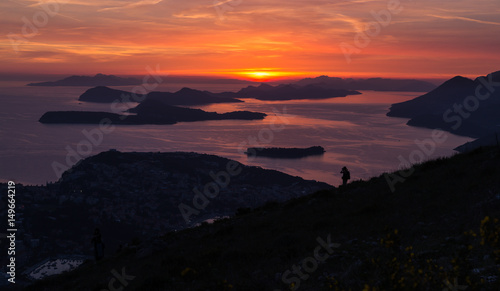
[27,147,500,291]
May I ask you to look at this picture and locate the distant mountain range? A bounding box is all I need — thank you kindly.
[27,73,436,93]
[387,70,500,138]
[27,73,143,86]
[294,76,437,92]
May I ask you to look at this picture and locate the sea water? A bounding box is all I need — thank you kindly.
[0,81,472,186]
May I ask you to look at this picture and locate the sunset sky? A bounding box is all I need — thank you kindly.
[1,0,499,80]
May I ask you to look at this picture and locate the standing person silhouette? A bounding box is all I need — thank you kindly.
[91,228,105,261]
[340,166,350,187]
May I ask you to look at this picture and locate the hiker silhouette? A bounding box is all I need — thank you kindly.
[91,228,105,261]
[340,166,350,186]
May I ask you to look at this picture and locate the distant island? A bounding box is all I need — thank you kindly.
[387,70,500,138]
[39,102,266,124]
[27,73,435,92]
[245,146,325,158]
[70,75,435,104]
[126,99,266,122]
[77,86,243,105]
[27,73,143,86]
[219,83,361,101]
[141,87,243,105]
[294,76,437,92]
[78,83,360,104]
[77,86,144,103]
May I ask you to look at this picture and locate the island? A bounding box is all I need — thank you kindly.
[218,83,361,101]
[78,86,243,105]
[245,146,325,158]
[78,86,144,103]
[39,101,266,125]
[78,83,361,104]
[145,87,243,105]
[27,73,142,86]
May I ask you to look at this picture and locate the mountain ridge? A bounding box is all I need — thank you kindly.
[386,70,500,138]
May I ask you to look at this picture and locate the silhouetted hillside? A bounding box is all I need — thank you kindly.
[0,151,330,286]
[23,147,500,290]
[454,131,500,152]
[387,70,500,138]
[387,76,476,118]
[27,74,142,86]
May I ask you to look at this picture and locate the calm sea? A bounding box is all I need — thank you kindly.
[0,81,472,186]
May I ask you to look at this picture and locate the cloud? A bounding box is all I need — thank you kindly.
[173,12,214,19]
[98,0,163,12]
[334,13,365,32]
[428,14,500,26]
[1,0,500,77]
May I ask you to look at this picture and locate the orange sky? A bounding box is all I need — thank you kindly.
[1,0,500,80]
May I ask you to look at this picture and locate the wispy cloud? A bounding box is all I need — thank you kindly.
[428,14,500,26]
[334,13,365,32]
[98,0,163,12]
[1,0,500,77]
[173,12,214,19]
